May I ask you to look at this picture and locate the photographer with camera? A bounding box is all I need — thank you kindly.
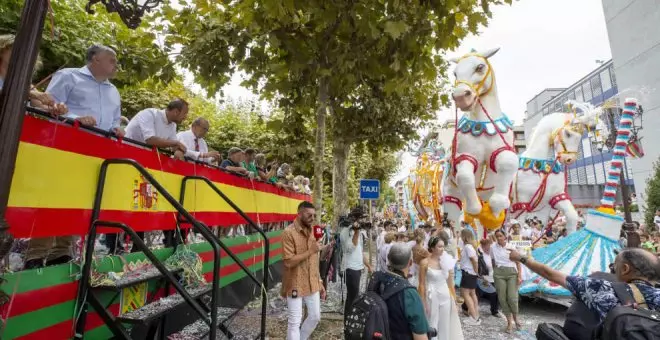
[340,207,373,316]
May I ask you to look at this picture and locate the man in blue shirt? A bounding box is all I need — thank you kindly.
[46,44,124,136]
[509,247,660,321]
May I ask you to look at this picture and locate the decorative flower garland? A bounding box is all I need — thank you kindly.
[457,114,514,137]
[518,156,563,174]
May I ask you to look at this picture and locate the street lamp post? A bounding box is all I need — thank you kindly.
[86,0,162,29]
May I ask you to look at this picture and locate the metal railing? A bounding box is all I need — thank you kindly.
[179,175,270,340]
[74,159,223,340]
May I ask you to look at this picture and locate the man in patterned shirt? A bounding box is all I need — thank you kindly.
[281,201,332,340]
[509,247,660,321]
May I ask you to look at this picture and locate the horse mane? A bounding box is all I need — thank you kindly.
[526,112,570,148]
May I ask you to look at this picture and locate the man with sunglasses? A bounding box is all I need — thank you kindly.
[509,247,660,325]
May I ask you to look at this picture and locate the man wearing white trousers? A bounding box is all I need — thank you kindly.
[282,201,332,340]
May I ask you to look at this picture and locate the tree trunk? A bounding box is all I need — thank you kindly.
[332,137,351,230]
[313,78,329,224]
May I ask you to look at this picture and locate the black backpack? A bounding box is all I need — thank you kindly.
[563,272,616,340]
[593,282,660,340]
[476,249,489,277]
[344,273,413,340]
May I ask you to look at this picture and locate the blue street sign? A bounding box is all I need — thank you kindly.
[359,179,380,200]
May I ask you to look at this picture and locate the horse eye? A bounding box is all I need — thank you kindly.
[476,64,485,72]
[564,130,571,137]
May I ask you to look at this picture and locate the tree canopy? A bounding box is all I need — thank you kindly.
[0,0,175,86]
[161,0,513,224]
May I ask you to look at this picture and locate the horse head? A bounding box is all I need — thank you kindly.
[549,101,601,165]
[450,47,500,112]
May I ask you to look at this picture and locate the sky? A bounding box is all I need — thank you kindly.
[203,0,614,186]
[390,0,613,185]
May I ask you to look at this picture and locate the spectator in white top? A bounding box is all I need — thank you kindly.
[378,232,396,272]
[176,117,220,163]
[462,236,502,318]
[125,99,189,160]
[459,228,480,325]
[339,213,372,317]
[492,229,522,333]
[654,209,660,229]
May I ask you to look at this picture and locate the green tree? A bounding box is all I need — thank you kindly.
[161,0,512,224]
[644,157,660,229]
[0,0,174,86]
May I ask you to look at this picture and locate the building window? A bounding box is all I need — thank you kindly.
[554,101,562,112]
[582,81,593,101]
[567,90,576,100]
[601,68,612,92]
[569,168,578,185]
[575,86,584,102]
[578,165,587,184]
[591,75,602,98]
[610,65,617,88]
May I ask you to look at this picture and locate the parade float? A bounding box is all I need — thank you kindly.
[409,128,448,224]
[442,47,518,234]
[519,98,644,304]
[438,48,646,303]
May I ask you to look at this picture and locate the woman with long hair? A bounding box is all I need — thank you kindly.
[410,228,430,286]
[458,228,481,325]
[418,236,464,340]
[492,229,523,333]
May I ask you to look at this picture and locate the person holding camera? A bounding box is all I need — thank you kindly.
[340,212,373,316]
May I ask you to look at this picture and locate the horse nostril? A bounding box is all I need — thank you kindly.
[464,90,472,97]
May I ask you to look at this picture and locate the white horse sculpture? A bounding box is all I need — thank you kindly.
[442,48,518,230]
[510,102,601,234]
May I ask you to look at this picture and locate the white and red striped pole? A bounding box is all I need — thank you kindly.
[599,98,638,213]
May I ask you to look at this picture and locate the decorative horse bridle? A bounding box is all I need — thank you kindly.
[549,118,586,157]
[453,53,496,99]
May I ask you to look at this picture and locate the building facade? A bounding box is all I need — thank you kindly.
[523,60,635,206]
[513,125,526,154]
[601,0,660,213]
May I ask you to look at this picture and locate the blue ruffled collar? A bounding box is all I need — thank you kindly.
[519,156,563,174]
[457,114,514,136]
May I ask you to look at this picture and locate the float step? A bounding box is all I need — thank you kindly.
[93,266,183,291]
[117,284,213,325]
[167,307,243,339]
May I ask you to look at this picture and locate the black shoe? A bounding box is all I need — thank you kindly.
[45,255,72,266]
[24,258,45,270]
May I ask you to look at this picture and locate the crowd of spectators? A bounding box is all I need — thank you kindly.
[0,40,311,270]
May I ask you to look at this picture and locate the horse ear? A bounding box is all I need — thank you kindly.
[480,47,501,59]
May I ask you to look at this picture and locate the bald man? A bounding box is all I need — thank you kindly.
[509,247,660,322]
[177,117,220,163]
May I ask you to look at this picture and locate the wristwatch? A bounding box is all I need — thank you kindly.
[520,256,528,265]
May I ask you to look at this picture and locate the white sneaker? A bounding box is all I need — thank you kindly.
[464,317,482,326]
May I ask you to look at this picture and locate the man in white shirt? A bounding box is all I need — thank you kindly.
[106,99,188,253]
[339,214,372,316]
[176,117,220,163]
[125,99,189,160]
[654,210,660,229]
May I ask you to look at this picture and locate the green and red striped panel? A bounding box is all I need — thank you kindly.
[0,230,283,340]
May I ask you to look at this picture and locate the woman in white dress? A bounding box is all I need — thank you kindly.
[418,236,464,340]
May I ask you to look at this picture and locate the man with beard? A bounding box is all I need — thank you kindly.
[282,201,332,340]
